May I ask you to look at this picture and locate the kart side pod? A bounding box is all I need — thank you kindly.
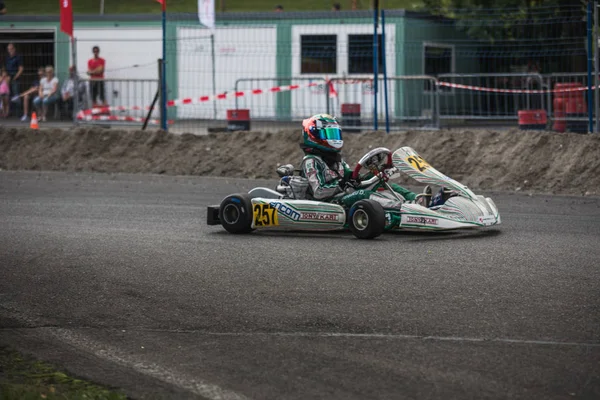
[207,193,386,240]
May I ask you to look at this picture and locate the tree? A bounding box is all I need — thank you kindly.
[422,0,586,43]
[422,0,587,72]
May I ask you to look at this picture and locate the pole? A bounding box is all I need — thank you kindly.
[595,1,599,133]
[211,34,217,120]
[373,0,379,131]
[381,10,389,133]
[588,0,593,133]
[71,37,78,123]
[160,0,168,131]
[143,90,160,131]
[100,0,104,15]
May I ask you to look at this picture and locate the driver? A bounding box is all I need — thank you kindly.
[299,113,424,208]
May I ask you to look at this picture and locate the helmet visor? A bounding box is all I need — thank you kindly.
[319,126,342,141]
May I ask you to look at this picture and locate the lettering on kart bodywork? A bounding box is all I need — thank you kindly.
[269,201,301,221]
[406,216,439,225]
[300,212,339,222]
[478,215,497,226]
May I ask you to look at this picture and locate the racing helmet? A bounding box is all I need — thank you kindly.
[302,113,343,153]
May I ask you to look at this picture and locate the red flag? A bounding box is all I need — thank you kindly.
[60,0,73,37]
[156,0,166,10]
[328,80,338,98]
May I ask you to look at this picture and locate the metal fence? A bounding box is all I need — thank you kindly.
[76,78,160,126]
[327,76,439,131]
[0,5,592,132]
[436,73,545,121]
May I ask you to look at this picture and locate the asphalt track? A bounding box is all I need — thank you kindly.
[1,171,599,400]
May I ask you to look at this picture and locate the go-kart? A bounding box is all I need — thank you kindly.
[206,147,501,240]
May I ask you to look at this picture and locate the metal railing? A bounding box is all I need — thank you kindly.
[328,76,440,130]
[437,73,545,121]
[67,73,595,132]
[76,78,160,125]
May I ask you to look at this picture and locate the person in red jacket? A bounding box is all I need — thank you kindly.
[87,46,107,107]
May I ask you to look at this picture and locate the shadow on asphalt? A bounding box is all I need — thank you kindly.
[390,228,502,242]
[209,228,502,242]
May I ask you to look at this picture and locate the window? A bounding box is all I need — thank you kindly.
[424,43,454,91]
[301,35,337,74]
[348,34,384,74]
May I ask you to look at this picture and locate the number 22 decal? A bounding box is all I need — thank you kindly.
[253,204,279,227]
[407,155,430,172]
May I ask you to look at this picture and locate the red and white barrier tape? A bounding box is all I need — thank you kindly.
[77,79,595,120]
[77,114,173,125]
[79,105,152,116]
[166,81,319,107]
[436,81,596,94]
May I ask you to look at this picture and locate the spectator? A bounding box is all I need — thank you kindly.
[5,43,24,114]
[12,66,44,121]
[33,65,59,122]
[332,3,341,11]
[60,66,77,119]
[0,1,6,14]
[274,4,283,11]
[0,68,10,117]
[87,45,107,107]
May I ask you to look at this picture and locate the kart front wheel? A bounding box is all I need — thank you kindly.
[348,199,385,239]
[219,193,253,234]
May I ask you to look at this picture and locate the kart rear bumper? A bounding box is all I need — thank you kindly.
[207,205,220,225]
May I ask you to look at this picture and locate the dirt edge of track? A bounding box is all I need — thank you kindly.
[1,125,599,196]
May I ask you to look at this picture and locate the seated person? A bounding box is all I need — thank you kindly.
[12,67,44,121]
[33,66,59,122]
[60,66,77,119]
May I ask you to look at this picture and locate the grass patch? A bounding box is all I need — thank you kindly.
[0,346,127,400]
[7,0,424,15]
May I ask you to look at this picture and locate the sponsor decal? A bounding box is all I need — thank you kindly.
[304,159,317,175]
[478,215,497,226]
[300,212,339,222]
[269,201,301,221]
[406,216,439,225]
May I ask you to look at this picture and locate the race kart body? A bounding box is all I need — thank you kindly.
[207,147,500,239]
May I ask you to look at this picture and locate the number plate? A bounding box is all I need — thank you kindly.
[253,203,279,227]
[406,155,431,172]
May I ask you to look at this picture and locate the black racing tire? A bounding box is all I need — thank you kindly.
[348,199,386,240]
[219,193,254,234]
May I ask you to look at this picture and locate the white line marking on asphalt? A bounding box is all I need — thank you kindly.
[45,328,250,400]
[129,329,600,348]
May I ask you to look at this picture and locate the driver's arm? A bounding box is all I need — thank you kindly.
[303,158,342,200]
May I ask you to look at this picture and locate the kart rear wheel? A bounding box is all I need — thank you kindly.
[348,199,385,239]
[219,193,253,234]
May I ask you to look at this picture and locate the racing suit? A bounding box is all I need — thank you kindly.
[300,153,417,208]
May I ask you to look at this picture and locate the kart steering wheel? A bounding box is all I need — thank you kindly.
[351,147,393,181]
